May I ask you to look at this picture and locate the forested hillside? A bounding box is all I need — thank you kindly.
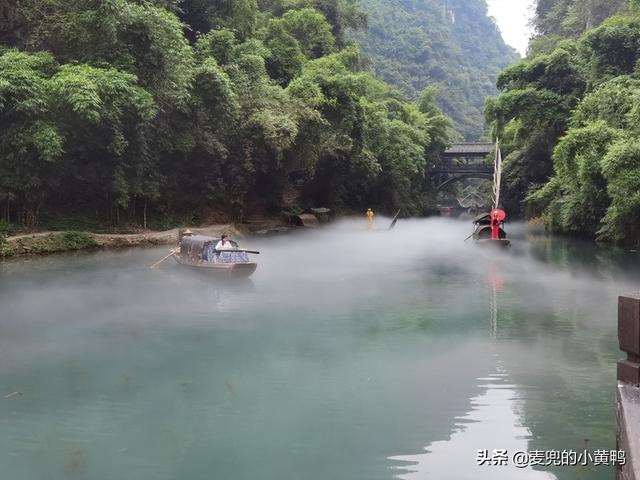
[533,0,627,39]
[0,0,452,231]
[486,0,640,245]
[353,0,519,140]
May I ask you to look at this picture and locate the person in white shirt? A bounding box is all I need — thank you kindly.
[215,234,236,251]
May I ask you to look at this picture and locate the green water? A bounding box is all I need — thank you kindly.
[1,219,637,480]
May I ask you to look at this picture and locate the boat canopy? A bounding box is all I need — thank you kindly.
[473,213,492,225]
[180,235,240,261]
[292,213,320,228]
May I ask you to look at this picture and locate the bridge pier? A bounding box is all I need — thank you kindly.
[617,295,640,480]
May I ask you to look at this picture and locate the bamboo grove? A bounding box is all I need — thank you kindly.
[0,0,452,229]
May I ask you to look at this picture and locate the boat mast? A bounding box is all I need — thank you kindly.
[492,138,502,211]
[490,139,504,241]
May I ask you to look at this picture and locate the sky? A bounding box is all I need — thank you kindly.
[486,0,536,56]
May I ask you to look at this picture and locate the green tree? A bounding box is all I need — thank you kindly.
[22,0,193,109]
[599,139,640,243]
[580,16,640,82]
[534,0,627,37]
[0,49,156,226]
[261,19,306,84]
[281,8,335,58]
[0,51,63,226]
[527,122,620,236]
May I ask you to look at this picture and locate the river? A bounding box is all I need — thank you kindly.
[1,218,637,480]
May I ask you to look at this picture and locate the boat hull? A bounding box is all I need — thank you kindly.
[474,238,511,248]
[173,254,257,277]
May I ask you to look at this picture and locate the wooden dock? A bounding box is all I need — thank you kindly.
[617,295,640,480]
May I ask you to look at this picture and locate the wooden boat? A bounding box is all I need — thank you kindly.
[472,212,510,248]
[173,235,258,277]
[468,139,510,248]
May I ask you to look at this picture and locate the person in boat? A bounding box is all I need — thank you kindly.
[213,234,235,263]
[491,215,501,240]
[179,228,193,244]
[216,234,236,251]
[212,234,250,264]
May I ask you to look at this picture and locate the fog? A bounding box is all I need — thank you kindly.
[0,217,636,480]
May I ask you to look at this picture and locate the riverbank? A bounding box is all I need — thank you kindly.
[0,224,246,258]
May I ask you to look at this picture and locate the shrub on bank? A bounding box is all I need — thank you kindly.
[0,221,11,257]
[0,220,11,237]
[1,231,98,257]
[29,232,97,254]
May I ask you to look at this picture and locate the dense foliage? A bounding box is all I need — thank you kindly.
[486,0,640,245]
[352,0,519,140]
[0,0,453,229]
[533,0,627,39]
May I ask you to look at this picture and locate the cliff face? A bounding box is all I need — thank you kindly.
[353,0,519,140]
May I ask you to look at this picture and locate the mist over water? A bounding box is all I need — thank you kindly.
[1,217,637,480]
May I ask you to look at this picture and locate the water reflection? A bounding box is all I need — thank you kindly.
[390,368,556,480]
[385,237,625,480]
[156,268,256,311]
[488,263,505,337]
[387,258,555,480]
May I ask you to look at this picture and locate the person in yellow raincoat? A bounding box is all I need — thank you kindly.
[366,208,374,229]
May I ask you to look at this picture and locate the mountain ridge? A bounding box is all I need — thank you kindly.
[353,0,519,139]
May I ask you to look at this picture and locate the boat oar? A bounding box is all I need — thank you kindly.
[150,249,178,269]
[215,249,260,255]
[464,232,475,242]
[389,210,401,230]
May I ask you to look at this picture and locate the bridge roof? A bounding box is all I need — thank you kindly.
[444,143,494,156]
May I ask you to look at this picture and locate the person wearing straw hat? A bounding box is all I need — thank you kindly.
[153,229,192,268]
[178,228,193,244]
